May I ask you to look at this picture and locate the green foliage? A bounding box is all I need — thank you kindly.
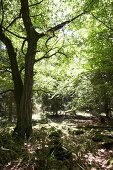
[1,0,113,142]
[0,42,13,92]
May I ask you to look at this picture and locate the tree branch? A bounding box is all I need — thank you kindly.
[47,12,85,33]
[58,51,68,57]
[20,0,37,38]
[0,25,24,93]
[0,68,12,73]
[36,0,94,37]
[90,13,113,31]
[30,14,42,18]
[45,36,54,49]
[35,52,57,62]
[29,0,43,7]
[5,11,21,30]
[0,89,14,95]
[31,11,87,38]
[21,39,27,55]
[35,47,67,63]
[2,26,26,39]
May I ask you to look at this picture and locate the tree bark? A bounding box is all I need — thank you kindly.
[0,25,36,138]
[15,40,37,139]
[0,0,39,139]
[8,93,14,122]
[13,0,39,138]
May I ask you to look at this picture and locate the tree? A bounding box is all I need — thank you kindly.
[1,0,94,139]
[83,0,113,117]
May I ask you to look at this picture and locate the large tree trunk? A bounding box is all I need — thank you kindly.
[0,0,39,139]
[15,40,37,139]
[0,27,37,139]
[12,0,39,139]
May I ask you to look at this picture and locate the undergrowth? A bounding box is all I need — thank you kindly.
[0,120,113,170]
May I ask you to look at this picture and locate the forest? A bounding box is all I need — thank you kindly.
[1,0,113,169]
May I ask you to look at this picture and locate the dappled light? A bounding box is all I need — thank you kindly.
[1,0,113,169]
[1,111,113,169]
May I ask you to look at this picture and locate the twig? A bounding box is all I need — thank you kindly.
[0,68,12,73]
[21,39,27,55]
[5,9,22,31]
[30,14,42,18]
[90,13,113,31]
[35,52,57,62]
[0,89,14,95]
[47,12,85,33]
[29,0,43,7]
[45,36,54,49]
[2,26,26,39]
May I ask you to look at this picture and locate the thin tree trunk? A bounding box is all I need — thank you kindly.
[103,91,111,118]
[0,25,23,117]
[13,0,40,139]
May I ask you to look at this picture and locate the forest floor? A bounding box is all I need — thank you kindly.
[1,112,113,170]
